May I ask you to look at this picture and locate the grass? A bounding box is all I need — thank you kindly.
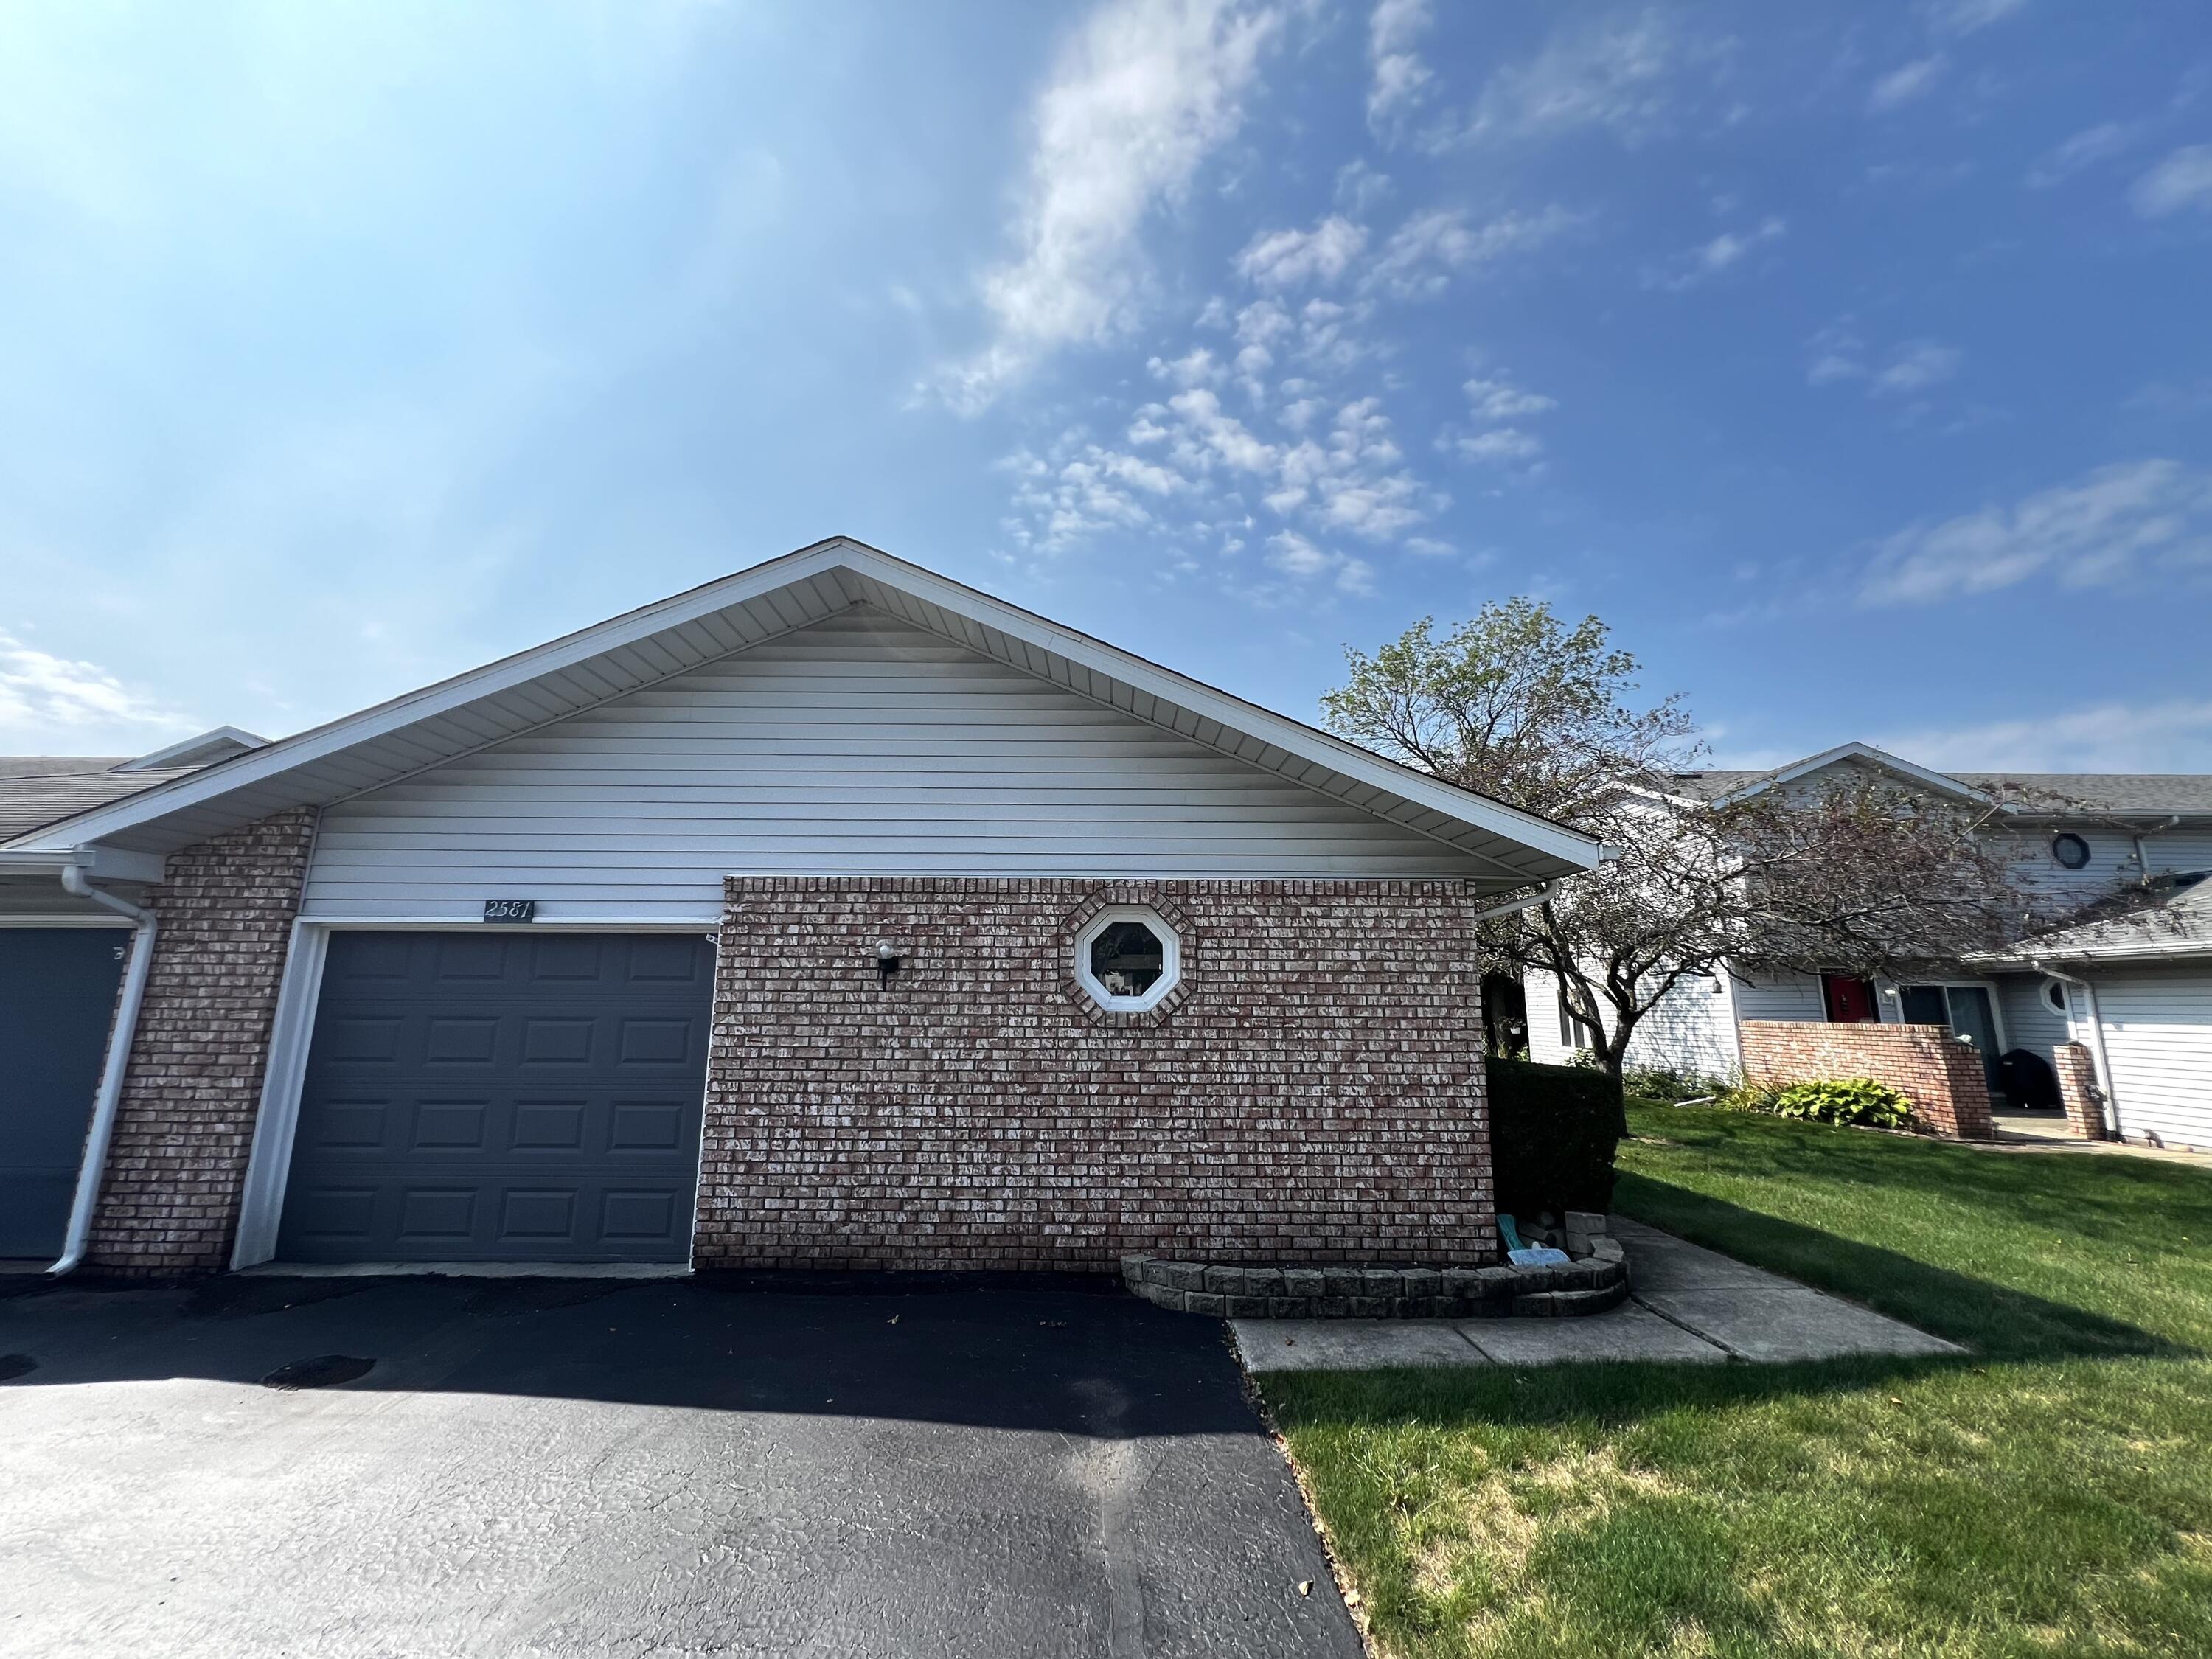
[1260,1106,2212,1658]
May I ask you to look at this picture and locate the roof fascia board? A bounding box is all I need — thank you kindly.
[0,845,165,883]
[114,725,269,772]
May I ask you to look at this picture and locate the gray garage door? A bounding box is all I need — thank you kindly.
[276,931,714,1264]
[0,928,129,1259]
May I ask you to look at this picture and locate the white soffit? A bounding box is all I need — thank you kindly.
[7,538,1603,881]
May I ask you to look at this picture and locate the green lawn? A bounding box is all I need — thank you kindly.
[1262,1106,2212,1658]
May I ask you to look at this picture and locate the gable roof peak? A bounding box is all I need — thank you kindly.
[6,535,1603,886]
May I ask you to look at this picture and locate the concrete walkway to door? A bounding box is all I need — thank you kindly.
[1234,1217,1962,1372]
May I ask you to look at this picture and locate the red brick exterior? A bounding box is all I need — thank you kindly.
[85,810,316,1276]
[1739,1020,1995,1140]
[698,877,1495,1271]
[2053,1041,2110,1140]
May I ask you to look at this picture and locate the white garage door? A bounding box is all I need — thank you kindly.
[2097,970,2212,1152]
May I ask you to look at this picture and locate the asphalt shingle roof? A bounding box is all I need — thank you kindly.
[0,759,199,844]
[2010,874,2212,961]
[1663,766,2212,815]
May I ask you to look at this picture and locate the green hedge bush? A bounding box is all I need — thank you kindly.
[1488,1056,1628,1219]
[1722,1076,1913,1128]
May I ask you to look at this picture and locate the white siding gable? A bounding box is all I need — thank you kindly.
[302,611,1492,921]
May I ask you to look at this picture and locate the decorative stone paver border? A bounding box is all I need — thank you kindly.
[1121,1213,1628,1319]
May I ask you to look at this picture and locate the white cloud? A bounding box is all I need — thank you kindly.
[933,0,1280,412]
[2024,121,2136,188]
[1694,215,1785,272]
[1455,427,1544,464]
[1464,372,1557,420]
[1450,369,1556,465]
[1266,530,1377,595]
[1166,386,1277,472]
[1234,214,1368,288]
[1868,55,1947,112]
[1878,698,2212,773]
[0,627,198,749]
[1871,340,1962,396]
[1463,11,1686,145]
[1927,0,2026,38]
[2130,145,2212,218]
[1363,204,1577,299]
[1650,215,1785,289]
[1862,459,2212,605]
[1367,0,1433,132]
[1335,160,1393,215]
[1808,325,1962,399]
[1147,346,1225,387]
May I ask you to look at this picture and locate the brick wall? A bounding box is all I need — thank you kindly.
[2053,1041,2109,1140]
[86,809,317,1276]
[1739,1020,1995,1140]
[699,877,1494,1271]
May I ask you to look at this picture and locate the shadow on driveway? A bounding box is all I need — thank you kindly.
[0,1275,1361,1659]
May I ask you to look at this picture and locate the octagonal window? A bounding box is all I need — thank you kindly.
[1075,907,1181,1012]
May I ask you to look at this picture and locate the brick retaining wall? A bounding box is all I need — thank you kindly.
[1739,1020,1994,1140]
[86,810,316,1276]
[698,877,1495,1271]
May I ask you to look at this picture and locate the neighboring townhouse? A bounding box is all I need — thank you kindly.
[1523,742,2212,1136]
[1997,872,2212,1152]
[0,538,1602,1277]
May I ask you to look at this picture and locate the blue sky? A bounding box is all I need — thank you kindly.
[3,1,2209,774]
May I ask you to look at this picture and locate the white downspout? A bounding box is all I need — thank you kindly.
[2033,960,2124,1142]
[1472,877,1565,924]
[49,866,159,1277]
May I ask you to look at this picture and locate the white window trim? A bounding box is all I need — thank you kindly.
[1074,905,1182,1014]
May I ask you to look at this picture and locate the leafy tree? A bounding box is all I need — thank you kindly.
[1325,599,2036,1077]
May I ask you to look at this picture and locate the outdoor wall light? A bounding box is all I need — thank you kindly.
[877,939,903,987]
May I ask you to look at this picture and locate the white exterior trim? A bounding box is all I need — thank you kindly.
[1073,905,1183,1014]
[232,921,327,1269]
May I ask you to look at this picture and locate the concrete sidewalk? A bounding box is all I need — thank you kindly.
[1234,1217,1961,1373]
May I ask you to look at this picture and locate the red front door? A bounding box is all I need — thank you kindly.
[1822,973,1879,1023]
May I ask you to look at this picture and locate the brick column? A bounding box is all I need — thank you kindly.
[2053,1042,2109,1140]
[86,809,317,1276]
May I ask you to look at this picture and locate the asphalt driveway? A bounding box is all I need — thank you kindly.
[0,1273,1360,1658]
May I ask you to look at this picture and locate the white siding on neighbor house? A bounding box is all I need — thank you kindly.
[2095,967,2212,1151]
[1520,964,1740,1079]
[302,611,1497,921]
[1621,970,1740,1081]
[1753,757,2212,917]
[1730,967,1826,1023]
[1994,972,2071,1066]
[1523,968,1578,1065]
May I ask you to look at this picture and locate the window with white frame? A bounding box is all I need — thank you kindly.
[1074,907,1181,1012]
[1558,990,1598,1053]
